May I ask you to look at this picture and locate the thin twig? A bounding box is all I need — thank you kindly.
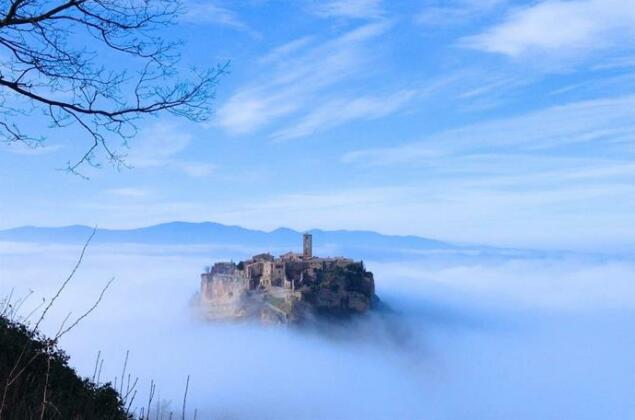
[96,358,104,386]
[55,277,114,340]
[54,312,72,337]
[119,350,129,395]
[181,375,189,420]
[32,227,96,332]
[92,350,101,383]
[38,344,52,420]
[146,379,155,420]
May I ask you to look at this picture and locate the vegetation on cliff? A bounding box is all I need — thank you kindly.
[0,315,128,419]
[297,262,376,319]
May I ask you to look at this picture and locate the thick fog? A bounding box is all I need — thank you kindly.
[1,241,634,419]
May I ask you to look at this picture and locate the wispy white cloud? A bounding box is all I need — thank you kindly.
[104,188,152,198]
[416,0,505,26]
[591,55,635,71]
[342,95,635,165]
[462,0,635,58]
[216,22,392,137]
[309,0,384,20]
[330,94,635,248]
[270,90,416,141]
[128,123,216,177]
[258,37,315,65]
[1,143,62,156]
[457,76,522,99]
[182,1,258,36]
[173,161,217,177]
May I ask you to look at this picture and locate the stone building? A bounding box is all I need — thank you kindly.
[200,234,355,303]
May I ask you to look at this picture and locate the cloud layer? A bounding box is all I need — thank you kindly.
[463,0,635,58]
[2,241,634,419]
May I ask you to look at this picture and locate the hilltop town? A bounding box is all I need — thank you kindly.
[198,234,378,324]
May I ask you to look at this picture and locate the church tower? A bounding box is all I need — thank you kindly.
[303,233,313,259]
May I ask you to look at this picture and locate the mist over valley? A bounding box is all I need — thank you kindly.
[1,224,633,419]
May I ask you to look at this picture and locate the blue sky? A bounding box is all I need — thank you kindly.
[1,0,634,251]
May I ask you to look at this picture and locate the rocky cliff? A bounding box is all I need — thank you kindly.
[296,262,376,318]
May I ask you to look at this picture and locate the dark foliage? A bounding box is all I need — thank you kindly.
[300,263,376,318]
[314,263,375,296]
[0,315,129,419]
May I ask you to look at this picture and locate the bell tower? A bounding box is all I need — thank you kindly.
[303,233,312,259]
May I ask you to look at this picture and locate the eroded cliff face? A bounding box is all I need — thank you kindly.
[297,263,376,318]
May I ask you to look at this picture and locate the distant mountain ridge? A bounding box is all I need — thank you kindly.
[0,222,595,261]
[0,222,455,256]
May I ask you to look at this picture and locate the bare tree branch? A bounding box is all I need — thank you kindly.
[0,0,227,173]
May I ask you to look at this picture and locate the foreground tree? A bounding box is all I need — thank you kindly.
[0,0,226,173]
